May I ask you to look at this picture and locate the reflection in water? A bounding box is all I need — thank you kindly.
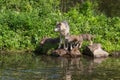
[0,55,120,80]
[61,57,107,80]
[60,58,83,80]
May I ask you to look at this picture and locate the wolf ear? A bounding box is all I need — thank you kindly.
[56,22,61,25]
[56,22,59,24]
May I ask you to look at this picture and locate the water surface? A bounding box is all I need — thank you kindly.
[0,55,120,80]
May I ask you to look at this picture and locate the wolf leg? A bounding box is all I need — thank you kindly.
[79,42,83,48]
[89,40,93,45]
[58,35,63,48]
[64,40,68,50]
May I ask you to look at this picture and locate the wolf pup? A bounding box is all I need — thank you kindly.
[54,21,70,50]
[65,35,83,50]
[71,34,94,48]
[80,34,95,46]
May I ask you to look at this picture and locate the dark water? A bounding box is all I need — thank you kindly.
[0,55,120,80]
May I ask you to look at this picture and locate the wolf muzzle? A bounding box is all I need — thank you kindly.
[54,28,59,32]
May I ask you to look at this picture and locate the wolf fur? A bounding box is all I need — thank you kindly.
[80,34,94,45]
[67,34,95,50]
[65,35,83,50]
[54,21,70,49]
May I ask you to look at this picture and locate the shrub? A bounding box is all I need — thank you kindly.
[0,0,120,53]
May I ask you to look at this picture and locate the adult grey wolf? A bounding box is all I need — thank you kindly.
[54,21,70,49]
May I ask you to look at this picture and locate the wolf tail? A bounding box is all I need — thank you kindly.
[91,34,96,39]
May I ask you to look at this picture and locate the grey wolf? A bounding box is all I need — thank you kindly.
[54,21,70,49]
[65,35,83,50]
[80,34,95,45]
[67,34,95,50]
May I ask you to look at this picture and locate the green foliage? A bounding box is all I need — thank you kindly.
[0,0,120,53]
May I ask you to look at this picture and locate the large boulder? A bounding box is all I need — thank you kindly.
[34,37,59,55]
[83,43,109,58]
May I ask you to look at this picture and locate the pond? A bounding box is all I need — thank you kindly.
[0,54,120,80]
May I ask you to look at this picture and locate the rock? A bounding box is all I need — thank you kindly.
[40,37,60,45]
[70,47,82,57]
[109,51,120,57]
[51,48,82,58]
[51,49,69,57]
[83,43,109,58]
[34,37,59,55]
[34,37,82,57]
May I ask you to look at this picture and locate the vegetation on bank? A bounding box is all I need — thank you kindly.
[0,0,120,54]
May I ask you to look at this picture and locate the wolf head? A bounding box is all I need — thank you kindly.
[54,21,70,36]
